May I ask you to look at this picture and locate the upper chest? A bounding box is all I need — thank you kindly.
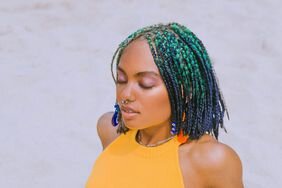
[90,135,186,188]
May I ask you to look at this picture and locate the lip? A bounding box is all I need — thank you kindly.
[121,106,139,113]
[121,111,139,120]
[121,106,139,120]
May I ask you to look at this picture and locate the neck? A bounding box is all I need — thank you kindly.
[137,123,172,146]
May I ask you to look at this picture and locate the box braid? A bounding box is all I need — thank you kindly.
[111,23,229,140]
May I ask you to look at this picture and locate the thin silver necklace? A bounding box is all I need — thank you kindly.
[136,130,175,147]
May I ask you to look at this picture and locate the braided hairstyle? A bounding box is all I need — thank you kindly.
[111,22,229,140]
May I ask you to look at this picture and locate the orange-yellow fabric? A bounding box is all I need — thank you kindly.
[86,129,184,188]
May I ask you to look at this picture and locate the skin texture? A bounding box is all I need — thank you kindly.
[97,38,244,187]
[116,38,172,143]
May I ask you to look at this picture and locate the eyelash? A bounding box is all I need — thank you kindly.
[139,84,154,89]
[116,80,154,90]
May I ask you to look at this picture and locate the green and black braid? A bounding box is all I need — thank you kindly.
[111,22,229,140]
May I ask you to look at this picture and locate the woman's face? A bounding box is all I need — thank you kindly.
[116,38,171,131]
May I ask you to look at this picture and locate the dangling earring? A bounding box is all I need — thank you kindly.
[177,112,189,144]
[170,122,177,135]
[111,103,120,127]
[111,103,129,133]
[177,129,188,144]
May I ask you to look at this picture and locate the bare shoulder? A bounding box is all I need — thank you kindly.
[179,135,244,188]
[96,112,120,150]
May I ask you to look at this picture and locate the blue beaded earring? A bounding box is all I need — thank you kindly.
[111,103,120,127]
[170,122,177,135]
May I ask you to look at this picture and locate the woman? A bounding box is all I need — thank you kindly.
[86,23,243,188]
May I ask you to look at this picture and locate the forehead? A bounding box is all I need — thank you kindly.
[118,39,159,74]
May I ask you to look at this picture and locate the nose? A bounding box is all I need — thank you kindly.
[117,82,135,103]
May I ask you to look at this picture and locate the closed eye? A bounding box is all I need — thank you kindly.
[139,83,154,89]
[116,81,154,90]
[116,80,127,84]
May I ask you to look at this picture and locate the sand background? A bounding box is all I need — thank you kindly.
[0,0,281,187]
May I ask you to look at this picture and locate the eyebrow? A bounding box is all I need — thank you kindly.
[117,66,160,78]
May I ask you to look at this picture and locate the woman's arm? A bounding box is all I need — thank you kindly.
[204,143,243,187]
[96,112,120,150]
[182,136,243,188]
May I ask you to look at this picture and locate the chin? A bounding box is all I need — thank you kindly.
[123,121,144,130]
[124,124,140,130]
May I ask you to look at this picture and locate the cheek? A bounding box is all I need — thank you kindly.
[140,86,171,121]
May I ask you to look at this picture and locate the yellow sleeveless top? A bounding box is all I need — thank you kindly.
[85,129,184,188]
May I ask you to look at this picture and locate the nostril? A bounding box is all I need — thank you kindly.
[118,83,136,101]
